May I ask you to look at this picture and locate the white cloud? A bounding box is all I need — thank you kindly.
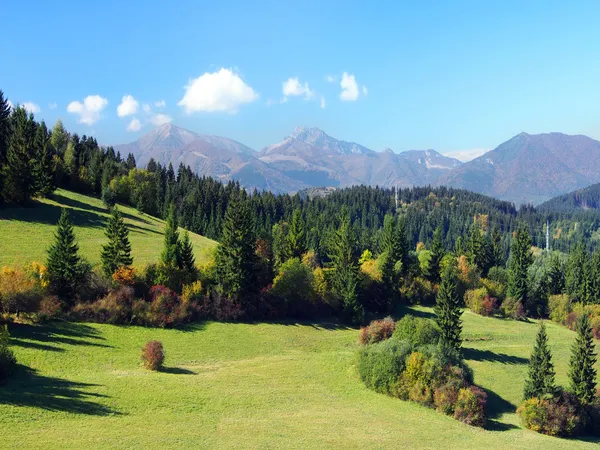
[362,86,368,96]
[325,75,336,83]
[127,117,142,132]
[23,102,41,114]
[117,94,139,117]
[282,77,315,100]
[150,113,172,126]
[320,97,326,109]
[340,72,361,101]
[154,100,166,108]
[48,103,57,110]
[443,148,489,162]
[178,68,258,114]
[67,95,108,125]
[142,104,151,114]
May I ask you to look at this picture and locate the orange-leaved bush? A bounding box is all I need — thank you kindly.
[142,340,165,371]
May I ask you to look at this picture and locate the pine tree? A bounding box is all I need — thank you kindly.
[568,314,597,403]
[566,242,587,302]
[47,209,89,300]
[548,254,565,295]
[33,121,55,197]
[178,231,196,274]
[125,153,136,170]
[100,207,133,277]
[523,322,556,399]
[430,225,445,281]
[380,214,408,300]
[329,208,363,323]
[214,197,258,299]
[2,106,36,204]
[491,226,504,268]
[272,221,291,270]
[161,206,180,268]
[434,265,462,351]
[0,90,11,166]
[287,208,306,258]
[507,225,533,304]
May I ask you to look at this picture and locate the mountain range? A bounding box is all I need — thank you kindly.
[115,124,600,205]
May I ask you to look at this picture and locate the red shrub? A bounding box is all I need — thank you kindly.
[141,340,164,371]
[434,382,460,415]
[481,295,498,317]
[454,386,487,427]
[359,317,396,345]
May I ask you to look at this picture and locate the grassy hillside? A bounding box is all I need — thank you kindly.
[1,309,599,448]
[0,189,217,268]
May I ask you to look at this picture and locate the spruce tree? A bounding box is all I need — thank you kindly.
[430,225,445,281]
[214,197,258,299]
[548,254,565,295]
[434,265,462,351]
[329,208,363,323]
[101,207,133,277]
[568,314,597,403]
[566,242,587,302]
[287,208,306,258]
[33,121,55,197]
[380,214,408,301]
[0,90,11,166]
[507,225,533,304]
[161,206,180,268]
[178,231,196,274]
[272,221,291,270]
[523,322,555,399]
[47,209,88,300]
[490,226,504,268]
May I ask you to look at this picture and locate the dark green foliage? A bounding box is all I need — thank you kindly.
[507,225,533,304]
[357,339,413,394]
[178,231,196,274]
[215,196,258,300]
[380,214,408,302]
[271,221,291,270]
[523,322,555,400]
[160,206,180,268]
[566,242,587,303]
[46,209,90,301]
[548,254,565,295]
[0,325,17,382]
[33,121,56,197]
[328,208,363,322]
[466,224,493,276]
[569,314,597,403]
[429,226,445,281]
[287,208,306,258]
[435,265,462,351]
[393,315,441,346]
[101,206,133,277]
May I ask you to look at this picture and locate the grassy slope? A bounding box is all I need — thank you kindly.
[1,309,599,449]
[0,189,217,268]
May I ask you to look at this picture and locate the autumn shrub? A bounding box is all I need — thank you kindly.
[500,297,526,320]
[433,380,462,415]
[400,277,436,305]
[357,339,413,395]
[464,287,487,315]
[0,266,43,316]
[301,250,319,270]
[359,317,396,345]
[112,266,136,285]
[141,340,164,371]
[392,315,440,346]
[548,294,571,325]
[71,286,136,324]
[517,390,586,437]
[454,386,487,427]
[37,296,62,321]
[0,325,17,382]
[480,277,506,301]
[147,285,192,327]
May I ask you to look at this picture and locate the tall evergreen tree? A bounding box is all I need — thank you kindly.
[2,107,36,204]
[523,322,556,399]
[50,119,69,156]
[380,214,408,301]
[0,90,11,165]
[287,208,306,258]
[46,209,89,300]
[178,231,196,274]
[161,206,180,268]
[566,242,587,302]
[33,121,55,197]
[507,225,533,304]
[429,225,445,281]
[100,207,133,277]
[434,265,462,350]
[329,208,363,323]
[490,226,504,268]
[548,254,565,295]
[215,197,258,299]
[568,314,597,403]
[272,221,291,270]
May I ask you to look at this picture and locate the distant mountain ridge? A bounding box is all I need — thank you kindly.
[115,125,600,205]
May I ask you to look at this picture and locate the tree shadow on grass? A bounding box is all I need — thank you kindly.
[395,305,436,320]
[9,321,113,350]
[481,388,519,431]
[160,367,197,375]
[462,347,528,365]
[0,365,119,416]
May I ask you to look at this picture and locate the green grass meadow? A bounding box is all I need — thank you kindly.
[1,308,599,449]
[0,189,217,268]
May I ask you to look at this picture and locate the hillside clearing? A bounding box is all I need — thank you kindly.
[0,189,217,268]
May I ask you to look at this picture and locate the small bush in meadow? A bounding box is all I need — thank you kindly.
[392,315,440,346]
[359,317,396,345]
[0,325,17,382]
[142,340,165,371]
[454,386,487,427]
[500,297,525,320]
[517,390,586,437]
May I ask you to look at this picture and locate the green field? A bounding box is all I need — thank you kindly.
[1,308,599,449]
[0,189,217,268]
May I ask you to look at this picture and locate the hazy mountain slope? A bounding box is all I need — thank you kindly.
[538,182,600,212]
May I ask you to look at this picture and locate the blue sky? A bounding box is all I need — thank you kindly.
[2,0,600,160]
